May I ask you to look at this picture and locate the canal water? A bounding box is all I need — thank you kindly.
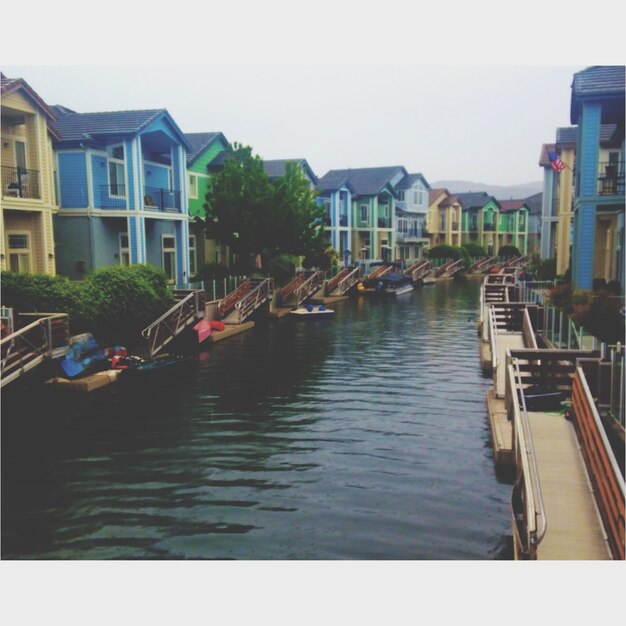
[1,278,513,559]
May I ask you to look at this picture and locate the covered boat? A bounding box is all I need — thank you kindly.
[59,333,118,379]
[373,273,414,295]
[118,354,195,386]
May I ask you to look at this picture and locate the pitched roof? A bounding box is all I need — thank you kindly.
[396,172,431,191]
[184,132,228,165]
[263,158,318,183]
[1,73,60,139]
[428,188,449,204]
[539,143,557,167]
[498,200,528,213]
[51,108,192,151]
[524,192,543,216]
[455,191,500,211]
[571,65,625,122]
[318,166,406,197]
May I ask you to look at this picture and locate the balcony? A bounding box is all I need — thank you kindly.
[452,222,459,231]
[144,186,182,212]
[597,162,624,196]
[378,217,391,228]
[483,223,496,232]
[2,166,40,199]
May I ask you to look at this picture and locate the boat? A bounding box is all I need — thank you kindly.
[374,273,414,296]
[289,304,335,318]
[118,354,195,385]
[59,333,124,379]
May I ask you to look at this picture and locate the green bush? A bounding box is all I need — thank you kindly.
[426,244,461,260]
[461,243,487,257]
[531,257,557,281]
[498,245,521,259]
[1,272,83,318]
[197,262,232,283]
[2,266,175,346]
[267,254,298,283]
[79,266,175,345]
[571,290,625,344]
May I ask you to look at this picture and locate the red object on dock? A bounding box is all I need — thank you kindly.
[209,321,225,332]
[194,320,213,343]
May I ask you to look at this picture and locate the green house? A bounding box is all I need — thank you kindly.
[184,132,230,274]
[497,200,529,256]
[457,192,501,256]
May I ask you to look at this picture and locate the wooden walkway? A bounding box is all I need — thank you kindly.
[528,411,611,560]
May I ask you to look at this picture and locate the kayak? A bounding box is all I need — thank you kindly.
[118,354,195,385]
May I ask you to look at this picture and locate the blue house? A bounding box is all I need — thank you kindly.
[315,172,355,267]
[569,66,625,291]
[394,172,430,263]
[51,107,192,283]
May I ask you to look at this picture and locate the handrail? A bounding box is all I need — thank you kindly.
[293,271,322,304]
[336,266,360,294]
[141,292,198,337]
[489,305,499,372]
[522,308,538,349]
[509,359,548,557]
[326,267,350,294]
[234,278,272,322]
[571,367,625,559]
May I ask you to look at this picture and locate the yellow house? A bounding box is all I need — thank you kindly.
[1,73,59,275]
[426,188,462,248]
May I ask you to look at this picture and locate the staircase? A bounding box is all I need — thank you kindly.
[326,266,361,296]
[219,278,273,324]
[1,312,70,389]
[404,260,432,282]
[142,289,205,357]
[280,271,323,306]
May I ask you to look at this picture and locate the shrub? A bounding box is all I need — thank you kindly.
[266,254,298,283]
[197,262,232,283]
[548,283,573,313]
[78,266,175,345]
[426,244,461,260]
[1,272,82,318]
[461,243,487,257]
[531,257,557,281]
[498,245,521,259]
[571,290,625,344]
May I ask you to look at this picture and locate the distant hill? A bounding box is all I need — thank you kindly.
[430,180,543,200]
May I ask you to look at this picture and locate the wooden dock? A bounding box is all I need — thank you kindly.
[45,369,121,392]
[208,321,255,343]
[486,388,513,467]
[480,340,492,374]
[268,307,293,319]
[528,410,611,560]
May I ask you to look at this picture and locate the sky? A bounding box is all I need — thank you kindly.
[3,64,586,187]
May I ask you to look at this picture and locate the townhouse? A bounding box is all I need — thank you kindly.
[456,192,501,255]
[426,188,463,248]
[185,131,230,271]
[569,65,624,291]
[51,107,192,283]
[496,200,529,256]
[1,74,59,275]
[394,172,430,263]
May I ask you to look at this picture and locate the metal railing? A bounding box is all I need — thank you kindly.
[509,359,548,559]
[597,161,624,196]
[1,313,69,388]
[2,166,41,199]
[483,222,496,231]
[141,290,204,357]
[143,186,182,212]
[234,278,273,323]
[377,217,392,228]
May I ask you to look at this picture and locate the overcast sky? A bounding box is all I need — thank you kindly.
[4,64,586,187]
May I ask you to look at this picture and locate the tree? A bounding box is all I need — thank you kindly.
[201,145,328,270]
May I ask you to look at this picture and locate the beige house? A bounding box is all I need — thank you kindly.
[1,73,59,275]
[426,188,462,248]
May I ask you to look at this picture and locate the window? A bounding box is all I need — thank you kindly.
[189,235,197,277]
[382,204,389,219]
[360,204,369,223]
[188,175,198,199]
[108,145,126,197]
[162,235,177,282]
[413,191,419,205]
[7,233,31,273]
[119,233,130,266]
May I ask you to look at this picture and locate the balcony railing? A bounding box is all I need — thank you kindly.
[2,166,41,199]
[597,162,625,196]
[483,222,496,231]
[378,218,391,228]
[452,222,459,230]
[143,186,182,212]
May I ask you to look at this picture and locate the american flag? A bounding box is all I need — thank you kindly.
[548,150,566,172]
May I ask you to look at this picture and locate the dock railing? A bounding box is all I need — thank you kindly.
[233,278,273,323]
[508,359,547,559]
[571,366,625,560]
[141,290,205,357]
[1,313,69,389]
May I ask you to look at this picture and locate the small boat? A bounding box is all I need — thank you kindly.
[60,333,124,379]
[118,354,195,385]
[289,304,335,318]
[374,273,414,296]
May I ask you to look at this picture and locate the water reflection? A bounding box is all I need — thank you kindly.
[2,278,513,559]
